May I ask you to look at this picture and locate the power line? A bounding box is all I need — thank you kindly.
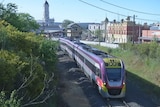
[100,0,160,16]
[78,0,159,22]
[79,0,128,17]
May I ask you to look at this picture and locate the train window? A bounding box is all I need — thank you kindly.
[95,68,101,77]
[106,68,121,81]
[61,42,66,46]
[85,60,92,70]
[85,59,98,76]
[78,53,84,61]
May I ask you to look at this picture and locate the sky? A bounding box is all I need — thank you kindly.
[2,0,160,24]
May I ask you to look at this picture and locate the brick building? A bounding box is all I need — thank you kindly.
[140,30,160,42]
[139,23,160,43]
[106,19,141,43]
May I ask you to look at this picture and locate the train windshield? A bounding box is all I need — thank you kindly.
[106,68,121,81]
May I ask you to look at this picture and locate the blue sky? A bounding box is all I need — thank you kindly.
[2,0,160,24]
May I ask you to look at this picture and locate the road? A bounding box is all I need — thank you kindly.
[57,51,159,107]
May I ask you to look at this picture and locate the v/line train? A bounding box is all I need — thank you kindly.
[59,37,126,98]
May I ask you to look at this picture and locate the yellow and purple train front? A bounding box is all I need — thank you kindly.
[96,58,126,98]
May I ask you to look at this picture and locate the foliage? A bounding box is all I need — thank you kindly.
[137,43,150,57]
[39,39,58,73]
[0,90,21,107]
[0,20,58,106]
[156,46,160,61]
[0,3,18,25]
[16,13,39,32]
[148,42,158,58]
[62,19,74,29]
[119,42,159,60]
[95,29,103,41]
[17,55,45,99]
[0,3,39,32]
[0,50,26,91]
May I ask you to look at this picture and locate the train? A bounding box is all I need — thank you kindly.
[59,37,126,98]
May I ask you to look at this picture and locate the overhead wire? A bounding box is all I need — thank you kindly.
[100,0,160,16]
[79,0,128,17]
[78,0,159,22]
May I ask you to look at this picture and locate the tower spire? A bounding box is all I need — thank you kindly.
[44,0,49,24]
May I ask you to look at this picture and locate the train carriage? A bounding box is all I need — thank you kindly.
[59,37,126,98]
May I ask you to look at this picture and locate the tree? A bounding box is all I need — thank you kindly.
[0,3,18,27]
[39,39,58,74]
[62,19,74,29]
[0,90,21,107]
[95,29,103,42]
[0,3,39,32]
[0,50,26,91]
[0,20,58,106]
[16,13,39,32]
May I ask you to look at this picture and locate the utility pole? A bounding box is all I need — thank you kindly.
[132,15,136,44]
[104,21,107,42]
[138,23,141,43]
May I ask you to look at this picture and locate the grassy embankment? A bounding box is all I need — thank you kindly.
[92,43,160,100]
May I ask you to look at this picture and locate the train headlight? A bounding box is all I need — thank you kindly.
[102,84,107,92]
[123,82,125,85]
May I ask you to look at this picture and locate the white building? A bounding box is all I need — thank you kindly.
[150,23,160,30]
[88,23,102,35]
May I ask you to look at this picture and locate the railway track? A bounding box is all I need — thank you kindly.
[106,98,130,107]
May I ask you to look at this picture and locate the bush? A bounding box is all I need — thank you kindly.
[0,50,26,91]
[0,20,58,106]
[0,90,20,107]
[149,42,158,59]
[137,43,150,57]
[156,46,160,61]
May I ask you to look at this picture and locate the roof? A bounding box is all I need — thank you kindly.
[67,23,82,29]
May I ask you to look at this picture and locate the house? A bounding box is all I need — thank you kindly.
[67,23,82,40]
[88,23,102,34]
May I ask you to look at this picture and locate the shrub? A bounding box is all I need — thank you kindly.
[0,90,20,107]
[137,43,150,57]
[149,42,158,59]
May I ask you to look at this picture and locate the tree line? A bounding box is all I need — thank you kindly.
[0,3,58,107]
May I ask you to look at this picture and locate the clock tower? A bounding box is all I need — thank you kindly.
[44,0,49,25]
